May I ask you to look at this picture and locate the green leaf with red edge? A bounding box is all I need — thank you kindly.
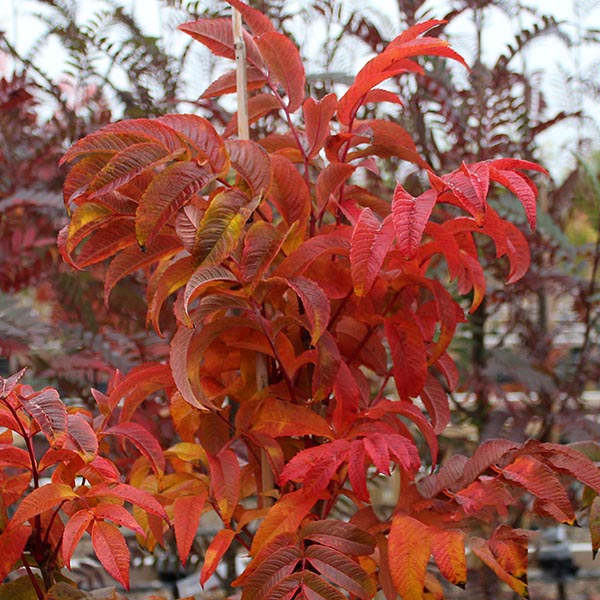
[268,154,311,227]
[256,31,306,112]
[136,161,214,248]
[421,374,451,435]
[92,503,145,536]
[208,448,240,526]
[251,397,333,439]
[202,66,267,99]
[502,455,575,523]
[20,387,67,449]
[104,234,182,304]
[85,482,167,520]
[107,362,173,420]
[304,94,337,158]
[179,17,263,66]
[226,139,272,198]
[350,208,395,297]
[470,536,528,597]
[225,93,281,137]
[388,515,432,600]
[91,520,131,590]
[392,185,437,260]
[0,368,26,399]
[74,217,136,268]
[300,520,375,556]
[431,528,466,588]
[174,492,208,567]
[10,483,77,525]
[158,113,230,174]
[240,221,285,286]
[332,362,361,435]
[385,315,427,400]
[63,413,98,462]
[286,276,330,345]
[0,523,31,580]
[62,509,93,567]
[201,527,236,586]
[225,0,275,35]
[305,544,376,599]
[250,489,315,555]
[192,189,255,267]
[102,422,165,475]
[316,163,355,218]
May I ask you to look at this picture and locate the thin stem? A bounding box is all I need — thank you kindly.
[21,554,44,600]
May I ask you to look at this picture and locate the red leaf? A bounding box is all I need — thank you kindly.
[201,528,236,586]
[86,482,167,520]
[502,455,575,523]
[62,509,93,567]
[268,154,312,227]
[179,17,263,66]
[20,387,67,449]
[174,492,208,567]
[348,441,369,502]
[287,276,331,345]
[350,209,395,296]
[202,66,267,98]
[241,221,285,286]
[392,185,436,259]
[332,362,361,434]
[388,515,432,600]
[225,0,275,35]
[226,139,272,198]
[489,166,538,229]
[251,398,333,439]
[92,503,145,536]
[63,413,98,462]
[385,315,427,400]
[305,544,376,599]
[316,163,355,218]
[91,520,131,589]
[301,520,375,556]
[303,94,337,158]
[0,368,26,399]
[225,93,281,137]
[183,265,239,315]
[208,448,240,526]
[136,161,214,248]
[420,374,451,435]
[103,422,166,475]
[0,524,31,580]
[257,31,306,112]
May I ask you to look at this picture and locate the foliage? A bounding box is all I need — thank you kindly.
[4,1,591,598]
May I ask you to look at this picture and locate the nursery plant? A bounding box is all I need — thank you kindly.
[3,1,600,598]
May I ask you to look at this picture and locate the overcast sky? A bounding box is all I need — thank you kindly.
[1,0,599,174]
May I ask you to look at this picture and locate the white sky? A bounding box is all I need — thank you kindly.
[1,0,599,175]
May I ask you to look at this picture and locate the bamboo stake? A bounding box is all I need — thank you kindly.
[232,8,273,507]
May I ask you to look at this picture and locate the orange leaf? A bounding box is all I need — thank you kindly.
[174,492,208,566]
[250,490,315,555]
[208,449,240,526]
[303,94,338,158]
[431,528,466,588]
[92,520,131,590]
[62,509,94,567]
[10,483,77,525]
[201,528,236,586]
[251,398,333,439]
[388,515,432,600]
